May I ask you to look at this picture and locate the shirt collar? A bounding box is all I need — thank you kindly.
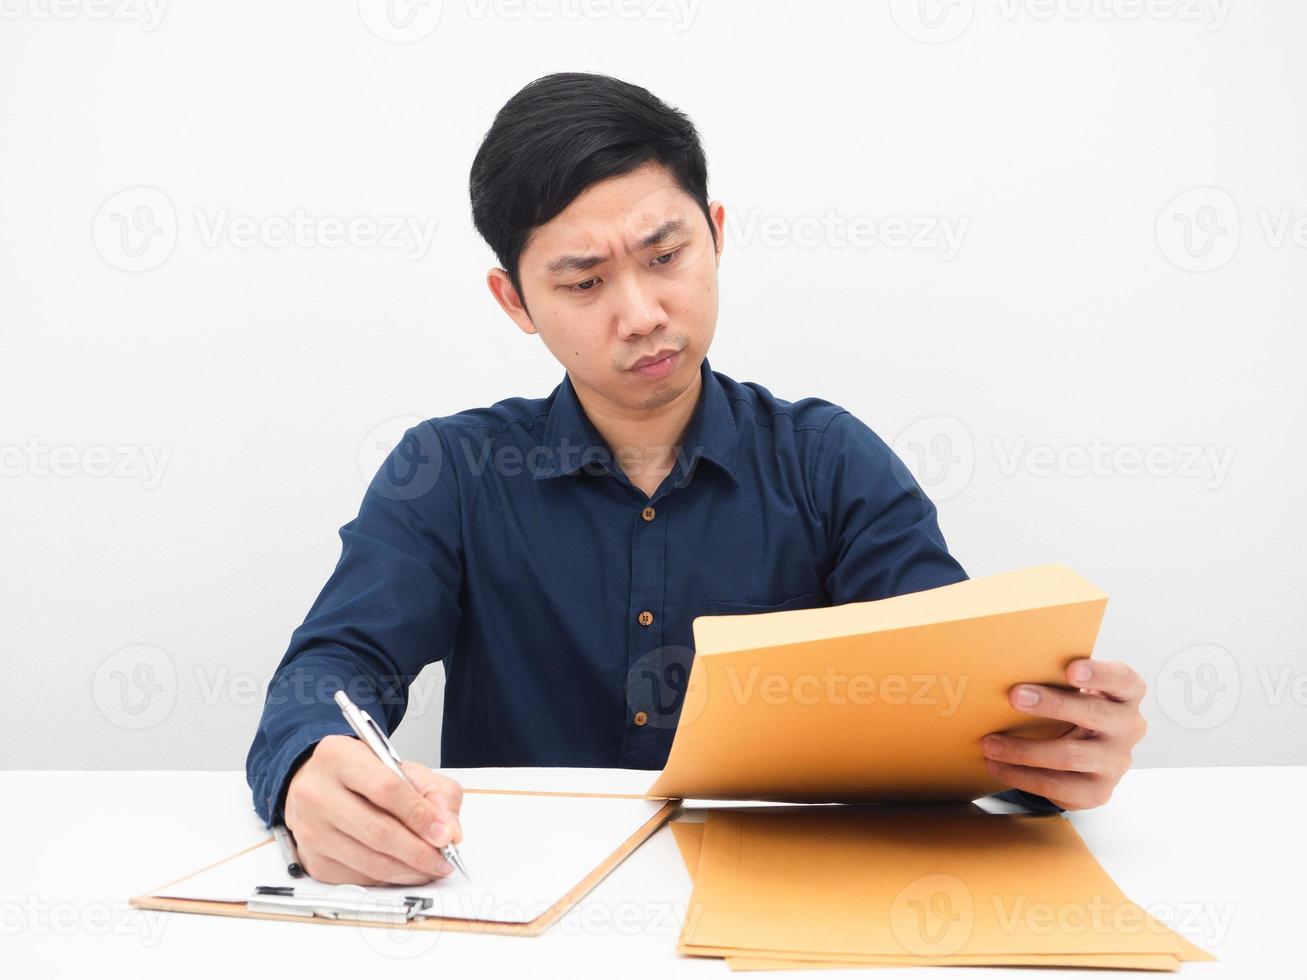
[533,354,739,486]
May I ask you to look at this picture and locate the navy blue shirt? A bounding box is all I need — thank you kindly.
[246,356,1054,825]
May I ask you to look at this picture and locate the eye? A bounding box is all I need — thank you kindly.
[563,248,683,294]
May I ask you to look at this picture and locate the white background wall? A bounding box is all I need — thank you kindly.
[2,0,1303,772]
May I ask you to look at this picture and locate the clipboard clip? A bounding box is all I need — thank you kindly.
[247,886,434,924]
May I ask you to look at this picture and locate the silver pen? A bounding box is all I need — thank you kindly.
[333,689,470,881]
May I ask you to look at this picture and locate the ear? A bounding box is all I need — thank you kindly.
[486,268,537,335]
[707,200,726,267]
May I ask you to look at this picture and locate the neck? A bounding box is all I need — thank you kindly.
[572,363,704,492]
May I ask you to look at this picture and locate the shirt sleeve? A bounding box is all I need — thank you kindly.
[812,410,1063,814]
[244,420,464,828]
[993,788,1067,813]
[813,410,969,603]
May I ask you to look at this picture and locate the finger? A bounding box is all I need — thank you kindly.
[400,762,464,844]
[1066,659,1146,703]
[982,733,1104,774]
[401,762,464,813]
[317,825,452,885]
[1009,684,1135,735]
[297,846,380,886]
[337,745,454,850]
[984,759,1106,809]
[325,784,451,879]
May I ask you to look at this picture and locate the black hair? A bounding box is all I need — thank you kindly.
[469,72,715,313]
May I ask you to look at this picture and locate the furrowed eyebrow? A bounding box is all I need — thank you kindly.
[544,218,687,276]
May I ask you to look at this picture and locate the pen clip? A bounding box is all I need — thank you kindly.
[335,691,406,776]
[360,710,405,769]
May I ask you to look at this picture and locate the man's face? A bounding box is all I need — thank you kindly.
[489,160,725,413]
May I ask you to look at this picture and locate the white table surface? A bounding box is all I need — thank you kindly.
[3,766,1301,978]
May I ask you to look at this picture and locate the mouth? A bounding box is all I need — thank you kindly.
[629,348,681,379]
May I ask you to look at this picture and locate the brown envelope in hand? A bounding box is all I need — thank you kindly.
[647,565,1108,804]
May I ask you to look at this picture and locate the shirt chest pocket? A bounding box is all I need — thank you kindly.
[704,591,830,616]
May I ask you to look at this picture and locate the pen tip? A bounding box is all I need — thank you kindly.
[447,847,470,882]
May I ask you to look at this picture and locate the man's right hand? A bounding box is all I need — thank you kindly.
[283,734,464,885]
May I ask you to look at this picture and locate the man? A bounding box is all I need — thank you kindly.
[246,72,1148,887]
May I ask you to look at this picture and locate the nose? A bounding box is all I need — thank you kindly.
[613,272,665,341]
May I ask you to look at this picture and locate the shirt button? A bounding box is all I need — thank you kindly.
[638,610,654,627]
[633,711,649,726]
[641,506,656,522]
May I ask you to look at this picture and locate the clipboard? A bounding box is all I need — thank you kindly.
[130,788,680,936]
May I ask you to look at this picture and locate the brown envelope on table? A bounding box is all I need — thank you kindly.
[646,564,1110,805]
[650,564,1215,971]
[668,810,1215,971]
[671,821,1187,971]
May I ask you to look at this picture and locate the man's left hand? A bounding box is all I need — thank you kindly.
[981,659,1148,810]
